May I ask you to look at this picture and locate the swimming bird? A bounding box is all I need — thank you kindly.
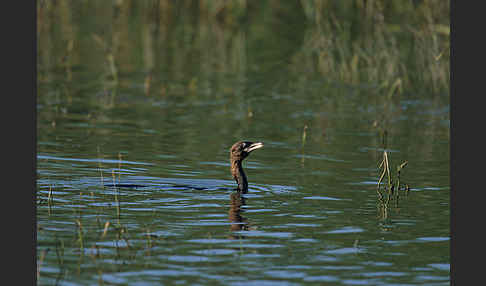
[230,141,264,193]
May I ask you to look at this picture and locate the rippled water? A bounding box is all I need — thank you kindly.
[37,116,449,285]
[37,81,450,285]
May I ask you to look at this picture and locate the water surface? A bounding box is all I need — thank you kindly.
[37,2,449,285]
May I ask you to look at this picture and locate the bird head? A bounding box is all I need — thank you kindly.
[230,141,264,162]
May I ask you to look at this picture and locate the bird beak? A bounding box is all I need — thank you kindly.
[244,142,264,153]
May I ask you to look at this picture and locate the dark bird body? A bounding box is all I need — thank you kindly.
[230,141,264,193]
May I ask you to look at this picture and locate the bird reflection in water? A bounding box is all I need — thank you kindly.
[228,191,248,237]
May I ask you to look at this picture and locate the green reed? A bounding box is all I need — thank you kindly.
[38,0,448,97]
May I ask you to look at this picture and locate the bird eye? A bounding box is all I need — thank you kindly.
[241,143,246,149]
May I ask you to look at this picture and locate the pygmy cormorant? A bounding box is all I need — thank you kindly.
[230,141,264,193]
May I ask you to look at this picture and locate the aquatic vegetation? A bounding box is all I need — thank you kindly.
[37,0,449,97]
[297,0,449,95]
[376,131,410,220]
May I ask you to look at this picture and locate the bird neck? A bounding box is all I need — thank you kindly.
[231,159,248,193]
